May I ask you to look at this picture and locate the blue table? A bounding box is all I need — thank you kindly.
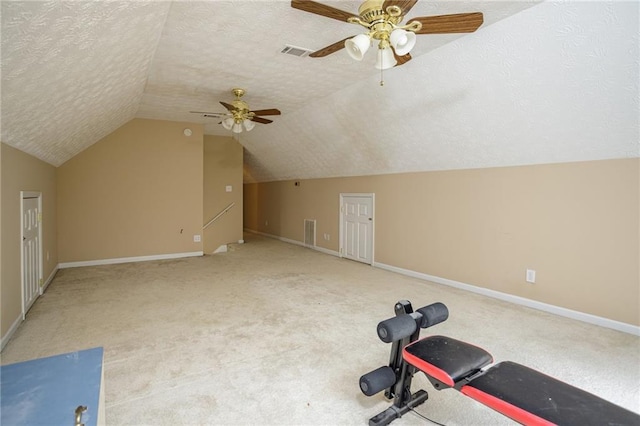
[1,347,104,426]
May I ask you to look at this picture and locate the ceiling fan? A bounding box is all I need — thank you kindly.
[190,88,281,133]
[291,0,483,70]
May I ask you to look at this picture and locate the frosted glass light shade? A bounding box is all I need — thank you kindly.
[232,122,242,133]
[243,119,255,131]
[222,117,234,130]
[390,29,416,56]
[345,34,371,61]
[375,47,397,70]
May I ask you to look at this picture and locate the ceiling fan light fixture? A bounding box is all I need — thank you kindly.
[293,1,484,78]
[390,28,416,56]
[375,46,397,70]
[243,119,255,131]
[345,33,371,61]
[193,88,280,132]
[222,117,234,130]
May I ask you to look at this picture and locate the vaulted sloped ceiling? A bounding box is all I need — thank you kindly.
[1,1,170,164]
[1,1,638,183]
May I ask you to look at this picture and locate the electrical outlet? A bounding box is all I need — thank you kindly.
[193,234,201,242]
[526,269,536,284]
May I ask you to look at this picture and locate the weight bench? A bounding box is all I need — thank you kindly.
[359,300,640,426]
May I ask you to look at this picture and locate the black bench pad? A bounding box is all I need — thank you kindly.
[403,336,493,387]
[461,361,640,426]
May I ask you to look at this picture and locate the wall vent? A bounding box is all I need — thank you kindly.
[304,219,316,247]
[281,45,313,58]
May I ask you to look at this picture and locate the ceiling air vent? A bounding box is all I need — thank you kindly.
[281,45,313,58]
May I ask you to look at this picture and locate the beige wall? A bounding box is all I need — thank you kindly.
[1,143,58,338]
[57,119,204,263]
[244,158,640,326]
[203,135,243,253]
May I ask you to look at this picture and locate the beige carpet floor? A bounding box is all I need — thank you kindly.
[2,233,639,425]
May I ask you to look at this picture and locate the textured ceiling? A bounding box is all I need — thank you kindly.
[1,1,638,182]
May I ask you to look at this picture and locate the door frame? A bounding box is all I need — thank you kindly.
[339,193,375,265]
[20,191,43,319]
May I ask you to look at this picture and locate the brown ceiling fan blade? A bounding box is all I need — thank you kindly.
[190,111,224,115]
[220,101,236,111]
[309,37,351,58]
[409,12,484,34]
[250,116,273,124]
[250,108,281,116]
[291,0,358,22]
[383,0,419,15]
[394,51,412,66]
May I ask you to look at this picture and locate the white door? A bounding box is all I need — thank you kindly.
[341,194,374,265]
[22,194,42,318]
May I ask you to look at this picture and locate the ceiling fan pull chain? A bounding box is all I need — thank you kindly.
[380,67,384,86]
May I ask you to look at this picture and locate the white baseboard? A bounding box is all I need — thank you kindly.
[2,267,58,352]
[1,315,23,352]
[374,262,640,337]
[213,245,228,254]
[312,245,341,257]
[2,253,201,352]
[243,228,639,336]
[42,266,58,293]
[243,229,340,257]
[58,251,204,269]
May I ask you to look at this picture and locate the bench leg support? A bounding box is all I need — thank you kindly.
[368,390,429,426]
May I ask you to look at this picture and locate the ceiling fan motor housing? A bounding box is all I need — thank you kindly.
[358,0,400,23]
[350,0,419,43]
[232,100,250,113]
[231,88,252,122]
